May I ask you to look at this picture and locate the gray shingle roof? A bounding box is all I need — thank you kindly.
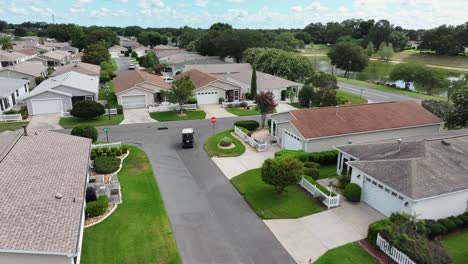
[0,77,29,98]
[1,61,47,77]
[339,133,468,199]
[0,130,91,254]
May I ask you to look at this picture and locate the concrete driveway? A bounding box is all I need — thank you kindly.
[82,117,294,264]
[199,104,236,119]
[275,102,298,113]
[265,200,384,264]
[114,57,132,75]
[28,114,62,130]
[120,109,156,124]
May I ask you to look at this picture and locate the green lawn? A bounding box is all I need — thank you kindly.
[302,44,330,54]
[98,81,118,107]
[225,107,260,116]
[231,168,324,219]
[337,90,368,105]
[319,164,338,179]
[59,115,124,128]
[336,77,446,101]
[150,110,206,121]
[81,146,181,264]
[314,242,377,264]
[441,231,468,264]
[0,121,29,133]
[203,129,245,157]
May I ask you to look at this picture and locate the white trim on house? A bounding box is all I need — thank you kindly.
[120,94,147,109]
[30,98,64,115]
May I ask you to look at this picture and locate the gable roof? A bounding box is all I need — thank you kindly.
[0,130,90,254]
[0,51,27,61]
[113,70,171,94]
[15,49,39,56]
[51,62,101,77]
[176,69,219,89]
[337,133,468,200]
[25,71,99,98]
[0,77,28,98]
[40,50,68,61]
[109,45,126,52]
[0,61,47,77]
[285,101,443,139]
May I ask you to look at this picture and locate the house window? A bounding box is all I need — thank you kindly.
[0,100,3,111]
[85,95,94,101]
[366,178,371,182]
[378,184,383,189]
[24,84,28,92]
[384,188,389,192]
[398,196,404,200]
[16,90,19,97]
[391,192,397,197]
[372,180,377,185]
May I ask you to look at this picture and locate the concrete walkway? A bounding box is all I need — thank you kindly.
[199,104,236,119]
[121,109,157,124]
[276,102,298,113]
[265,199,384,264]
[28,114,62,130]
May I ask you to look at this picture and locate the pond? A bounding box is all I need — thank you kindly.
[310,56,463,98]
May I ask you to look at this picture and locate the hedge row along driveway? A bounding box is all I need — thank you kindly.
[81,145,181,264]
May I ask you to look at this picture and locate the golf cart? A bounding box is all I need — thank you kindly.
[182,128,194,148]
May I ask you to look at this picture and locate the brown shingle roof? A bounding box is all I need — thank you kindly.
[0,130,90,254]
[176,69,218,89]
[15,49,38,56]
[51,62,101,77]
[289,101,443,139]
[113,70,170,94]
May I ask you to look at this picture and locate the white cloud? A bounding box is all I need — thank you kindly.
[291,1,328,13]
[77,0,92,3]
[9,6,29,15]
[228,8,248,18]
[195,0,208,7]
[225,0,244,3]
[70,7,86,13]
[138,0,164,9]
[290,6,303,12]
[115,0,129,2]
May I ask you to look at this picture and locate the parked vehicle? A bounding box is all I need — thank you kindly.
[182,128,194,148]
[128,64,136,70]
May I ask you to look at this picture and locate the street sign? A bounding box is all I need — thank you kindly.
[102,128,110,132]
[210,116,217,124]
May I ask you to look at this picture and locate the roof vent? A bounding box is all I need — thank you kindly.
[55,193,63,199]
[441,140,451,146]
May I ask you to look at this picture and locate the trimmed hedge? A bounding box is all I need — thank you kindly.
[275,150,338,165]
[438,218,456,232]
[85,195,109,217]
[304,167,319,180]
[71,125,98,142]
[70,100,105,119]
[303,161,320,169]
[234,120,260,131]
[275,150,309,162]
[86,186,97,202]
[367,218,392,245]
[94,156,120,174]
[238,126,252,137]
[219,137,232,147]
[344,183,361,202]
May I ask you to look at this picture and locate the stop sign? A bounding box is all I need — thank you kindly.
[210,116,217,124]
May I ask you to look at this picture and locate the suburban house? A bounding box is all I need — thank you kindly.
[13,40,52,53]
[176,69,243,105]
[270,101,443,152]
[134,46,148,57]
[0,51,28,68]
[336,132,468,220]
[24,71,99,115]
[0,129,90,264]
[71,52,83,64]
[58,46,80,55]
[159,52,226,76]
[0,61,48,89]
[51,62,101,77]
[0,77,29,114]
[109,45,127,58]
[15,49,39,60]
[119,39,139,49]
[114,70,171,109]
[185,63,302,101]
[30,50,71,67]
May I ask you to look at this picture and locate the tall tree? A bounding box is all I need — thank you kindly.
[446,90,468,128]
[14,27,27,37]
[327,40,369,78]
[0,37,13,50]
[0,20,7,32]
[137,31,164,48]
[261,157,303,195]
[254,91,277,128]
[163,75,195,113]
[138,52,159,70]
[389,63,424,90]
[388,31,408,51]
[378,42,394,61]
[82,43,110,65]
[84,27,118,48]
[250,67,257,96]
[415,67,448,95]
[367,19,393,48]
[366,41,375,56]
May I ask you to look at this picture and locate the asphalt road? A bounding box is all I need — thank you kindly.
[91,117,295,264]
[115,57,132,75]
[338,81,422,103]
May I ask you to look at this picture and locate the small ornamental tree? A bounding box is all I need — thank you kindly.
[131,51,138,58]
[70,100,105,119]
[298,85,317,108]
[261,157,304,194]
[250,67,257,96]
[163,75,195,113]
[254,91,277,128]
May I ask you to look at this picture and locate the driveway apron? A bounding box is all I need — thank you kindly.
[28,114,62,130]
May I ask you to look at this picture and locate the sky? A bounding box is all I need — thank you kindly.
[0,0,467,30]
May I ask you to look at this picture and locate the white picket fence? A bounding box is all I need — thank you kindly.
[222,100,256,108]
[376,233,415,264]
[0,114,22,122]
[91,142,122,149]
[299,178,340,209]
[148,103,197,112]
[234,125,267,152]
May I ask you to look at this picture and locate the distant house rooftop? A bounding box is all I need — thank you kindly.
[0,77,29,98]
[51,62,101,77]
[0,61,47,77]
[113,70,171,94]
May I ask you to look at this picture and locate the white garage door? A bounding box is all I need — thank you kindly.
[362,176,403,217]
[282,130,303,150]
[31,99,63,115]
[271,89,282,101]
[197,91,218,105]
[121,95,146,109]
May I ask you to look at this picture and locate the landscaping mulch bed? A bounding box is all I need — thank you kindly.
[357,239,392,264]
[85,204,117,227]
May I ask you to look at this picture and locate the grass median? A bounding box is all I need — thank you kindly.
[150,110,206,121]
[314,242,377,264]
[204,129,245,157]
[59,114,124,129]
[0,121,29,133]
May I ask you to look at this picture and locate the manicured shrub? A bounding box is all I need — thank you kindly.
[234,120,260,131]
[238,126,252,136]
[308,150,338,165]
[85,195,109,217]
[114,149,122,156]
[367,218,392,245]
[94,156,121,174]
[219,137,232,147]
[218,97,225,104]
[438,218,456,232]
[344,183,361,202]
[187,97,197,104]
[239,102,248,108]
[338,175,351,190]
[267,119,271,127]
[116,104,123,115]
[425,220,448,237]
[275,150,309,162]
[120,146,128,154]
[244,92,253,100]
[261,157,303,194]
[71,125,98,142]
[449,216,464,228]
[303,167,319,180]
[70,100,105,119]
[101,153,108,157]
[86,186,97,202]
[303,161,320,169]
[91,153,97,160]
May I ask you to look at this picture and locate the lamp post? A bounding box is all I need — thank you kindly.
[360,87,364,99]
[106,85,111,121]
[347,60,351,80]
